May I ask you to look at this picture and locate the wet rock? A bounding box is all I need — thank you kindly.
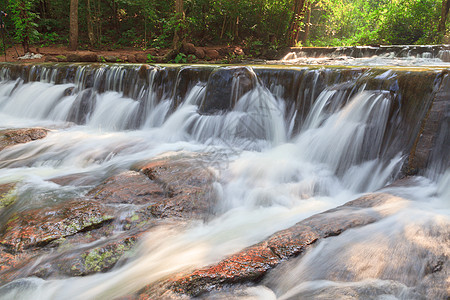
[0,128,48,151]
[406,71,450,175]
[138,64,151,80]
[201,67,257,114]
[91,157,216,220]
[164,193,397,297]
[0,200,114,253]
[0,183,16,211]
[48,234,141,277]
[88,171,166,205]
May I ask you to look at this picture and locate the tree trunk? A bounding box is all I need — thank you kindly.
[287,0,307,46]
[301,4,311,45]
[438,0,450,33]
[173,0,184,49]
[87,0,95,46]
[69,0,79,50]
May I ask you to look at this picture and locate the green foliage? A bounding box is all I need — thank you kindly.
[0,0,445,52]
[146,53,155,63]
[8,0,40,51]
[308,0,442,46]
[173,52,187,64]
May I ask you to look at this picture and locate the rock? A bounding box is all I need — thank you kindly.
[138,64,151,80]
[0,200,114,253]
[233,47,245,56]
[194,48,206,59]
[200,67,257,114]
[135,53,148,63]
[88,171,166,206]
[81,53,98,62]
[66,53,82,62]
[42,234,141,277]
[91,156,216,220]
[0,128,48,151]
[127,55,137,63]
[0,183,16,212]
[163,193,399,297]
[182,43,197,55]
[0,156,216,283]
[104,56,118,63]
[405,71,450,175]
[44,56,59,62]
[204,49,220,60]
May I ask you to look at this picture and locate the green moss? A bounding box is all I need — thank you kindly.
[82,242,134,273]
[6,214,19,224]
[130,214,139,222]
[0,189,17,209]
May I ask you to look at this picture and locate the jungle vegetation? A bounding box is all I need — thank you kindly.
[0,0,449,53]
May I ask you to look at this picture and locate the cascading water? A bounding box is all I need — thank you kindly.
[0,63,447,299]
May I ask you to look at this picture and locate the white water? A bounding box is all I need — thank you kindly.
[0,65,447,299]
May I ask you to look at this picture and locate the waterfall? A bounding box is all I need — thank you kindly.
[0,63,447,299]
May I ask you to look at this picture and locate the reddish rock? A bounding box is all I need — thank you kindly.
[0,128,48,151]
[81,53,98,62]
[194,48,206,59]
[135,53,148,63]
[0,200,114,253]
[182,43,197,55]
[88,171,165,205]
[127,55,137,63]
[89,157,216,220]
[164,193,397,297]
[204,49,220,60]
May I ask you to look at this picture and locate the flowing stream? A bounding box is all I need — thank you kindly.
[0,63,448,299]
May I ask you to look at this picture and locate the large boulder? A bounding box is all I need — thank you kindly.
[200,67,257,114]
[158,193,403,297]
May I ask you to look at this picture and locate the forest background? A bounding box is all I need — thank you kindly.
[0,0,449,58]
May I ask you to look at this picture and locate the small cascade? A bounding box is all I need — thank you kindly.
[281,45,450,65]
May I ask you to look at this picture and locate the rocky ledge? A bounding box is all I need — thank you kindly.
[0,155,217,283]
[0,128,48,151]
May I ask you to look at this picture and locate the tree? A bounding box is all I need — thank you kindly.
[69,0,78,50]
[438,0,450,33]
[8,0,40,53]
[287,0,308,46]
[173,0,184,49]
